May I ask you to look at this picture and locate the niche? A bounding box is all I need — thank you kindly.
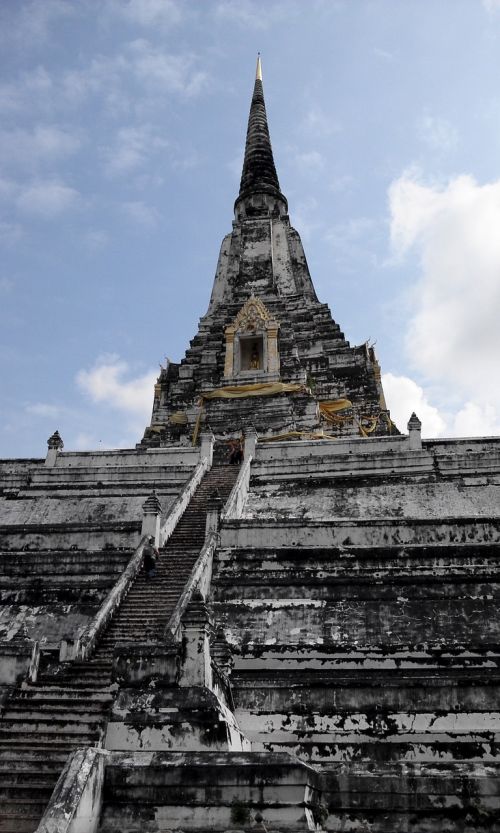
[240,336,264,371]
[224,295,280,379]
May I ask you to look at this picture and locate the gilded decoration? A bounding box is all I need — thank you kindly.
[232,295,271,332]
[224,295,280,378]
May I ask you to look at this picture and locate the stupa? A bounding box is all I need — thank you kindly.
[0,57,499,833]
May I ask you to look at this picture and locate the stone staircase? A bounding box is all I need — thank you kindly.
[95,463,238,657]
[0,462,239,833]
[0,677,113,832]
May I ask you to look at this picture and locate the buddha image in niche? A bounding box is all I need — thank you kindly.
[250,343,260,369]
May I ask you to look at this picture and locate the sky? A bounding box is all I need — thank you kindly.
[1,0,500,457]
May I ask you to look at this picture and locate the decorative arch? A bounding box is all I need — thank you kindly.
[232,295,271,331]
[224,295,280,379]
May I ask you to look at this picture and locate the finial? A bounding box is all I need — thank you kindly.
[142,490,162,516]
[47,430,64,450]
[407,412,422,431]
[256,53,262,81]
[407,412,422,451]
[235,53,287,217]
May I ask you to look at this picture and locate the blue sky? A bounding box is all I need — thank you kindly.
[2,0,500,457]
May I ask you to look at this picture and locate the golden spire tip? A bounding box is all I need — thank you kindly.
[256,53,262,81]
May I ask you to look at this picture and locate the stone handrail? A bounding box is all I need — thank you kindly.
[159,456,210,546]
[75,457,210,661]
[220,454,252,521]
[75,537,147,661]
[28,640,40,683]
[35,747,106,833]
[164,455,253,641]
[164,533,218,640]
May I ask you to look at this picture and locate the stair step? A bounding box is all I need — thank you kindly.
[21,686,114,700]
[0,785,55,801]
[0,729,101,743]
[38,672,111,681]
[12,695,111,709]
[0,747,72,761]
[107,612,173,617]
[0,797,52,808]
[2,709,104,723]
[0,812,47,832]
[0,736,99,750]
[0,462,240,833]
[0,761,64,775]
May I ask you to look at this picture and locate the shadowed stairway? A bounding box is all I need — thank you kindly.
[0,461,239,833]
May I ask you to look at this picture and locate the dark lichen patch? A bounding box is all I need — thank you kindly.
[230,798,251,824]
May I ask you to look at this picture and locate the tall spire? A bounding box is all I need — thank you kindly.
[235,55,287,216]
[255,53,262,81]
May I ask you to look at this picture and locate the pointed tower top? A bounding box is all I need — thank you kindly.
[235,57,287,218]
[256,53,262,81]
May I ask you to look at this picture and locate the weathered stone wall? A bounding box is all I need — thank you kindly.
[0,446,199,652]
[97,751,323,832]
[143,214,390,447]
[210,435,500,830]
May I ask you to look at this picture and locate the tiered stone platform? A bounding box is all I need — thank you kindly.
[1,60,498,833]
[210,434,500,831]
[0,444,203,831]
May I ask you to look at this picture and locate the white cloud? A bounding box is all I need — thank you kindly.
[382,373,446,437]
[0,41,207,125]
[382,373,500,439]
[291,197,322,243]
[76,355,156,425]
[106,0,183,27]
[57,41,208,117]
[452,402,500,437]
[103,124,168,176]
[127,39,208,97]
[121,200,160,227]
[389,172,500,389]
[299,106,340,139]
[0,66,53,114]
[329,174,354,194]
[373,47,395,62]
[326,217,376,247]
[388,167,440,256]
[72,433,119,451]
[214,0,294,28]
[0,222,23,246]
[0,0,76,45]
[0,177,18,201]
[227,149,244,183]
[288,147,325,177]
[16,180,80,218]
[418,114,458,152]
[25,403,62,419]
[483,0,500,10]
[61,58,132,117]
[324,217,380,269]
[83,229,109,252]
[0,125,81,168]
[388,170,500,437]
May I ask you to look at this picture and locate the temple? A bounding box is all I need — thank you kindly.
[1,58,500,833]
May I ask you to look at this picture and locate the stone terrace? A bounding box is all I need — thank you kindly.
[210,434,500,831]
[0,445,199,690]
